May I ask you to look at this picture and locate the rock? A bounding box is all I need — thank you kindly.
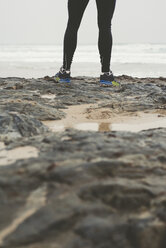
[0,112,48,141]
[0,76,166,248]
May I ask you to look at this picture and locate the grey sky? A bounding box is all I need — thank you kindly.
[0,0,166,45]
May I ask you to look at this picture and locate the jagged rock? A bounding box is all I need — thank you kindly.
[0,112,48,141]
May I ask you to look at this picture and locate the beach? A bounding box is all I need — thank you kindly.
[1,43,166,78]
[0,74,166,247]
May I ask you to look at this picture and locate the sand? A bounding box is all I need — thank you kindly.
[42,103,166,132]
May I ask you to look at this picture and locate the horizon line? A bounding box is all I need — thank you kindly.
[0,42,166,46]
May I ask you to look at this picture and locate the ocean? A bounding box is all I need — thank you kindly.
[0,43,166,78]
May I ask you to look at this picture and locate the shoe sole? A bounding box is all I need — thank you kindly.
[100,80,120,87]
[55,76,71,83]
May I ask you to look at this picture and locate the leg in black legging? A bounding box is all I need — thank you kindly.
[96,0,116,72]
[63,0,89,70]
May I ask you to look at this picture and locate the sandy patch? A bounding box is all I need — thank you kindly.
[42,103,166,133]
[43,103,100,132]
[0,145,39,166]
[40,93,56,100]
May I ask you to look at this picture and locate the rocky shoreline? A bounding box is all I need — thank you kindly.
[0,75,166,248]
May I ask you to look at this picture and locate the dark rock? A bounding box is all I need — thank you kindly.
[0,112,48,140]
[0,76,166,248]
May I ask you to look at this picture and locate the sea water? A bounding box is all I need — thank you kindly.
[0,43,166,78]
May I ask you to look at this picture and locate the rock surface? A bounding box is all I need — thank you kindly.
[0,75,166,248]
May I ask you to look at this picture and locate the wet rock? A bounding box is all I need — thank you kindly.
[0,112,48,141]
[0,98,65,121]
[73,216,130,248]
[0,76,166,248]
[0,128,166,247]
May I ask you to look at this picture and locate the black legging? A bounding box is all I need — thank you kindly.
[63,0,116,72]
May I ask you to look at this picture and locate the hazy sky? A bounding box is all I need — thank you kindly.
[0,0,166,45]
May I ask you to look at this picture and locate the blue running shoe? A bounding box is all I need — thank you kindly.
[100,71,120,87]
[55,66,71,83]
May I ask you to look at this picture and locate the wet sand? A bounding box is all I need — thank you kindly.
[42,103,166,132]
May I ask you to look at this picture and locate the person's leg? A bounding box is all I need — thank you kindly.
[63,0,89,71]
[96,0,116,73]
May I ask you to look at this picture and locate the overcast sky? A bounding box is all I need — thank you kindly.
[0,0,166,45]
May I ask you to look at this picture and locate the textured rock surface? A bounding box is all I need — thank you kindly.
[0,112,48,140]
[0,75,166,248]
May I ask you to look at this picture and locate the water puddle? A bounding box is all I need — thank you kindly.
[74,122,112,132]
[0,145,39,166]
[40,93,56,100]
[43,121,65,132]
[112,118,166,132]
[74,117,166,132]
[42,103,166,133]
[75,122,99,131]
[43,114,166,133]
[28,90,39,94]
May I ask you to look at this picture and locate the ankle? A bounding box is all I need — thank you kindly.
[60,66,71,74]
[101,70,113,75]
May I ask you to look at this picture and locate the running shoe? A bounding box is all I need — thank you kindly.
[55,66,71,83]
[100,71,120,87]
